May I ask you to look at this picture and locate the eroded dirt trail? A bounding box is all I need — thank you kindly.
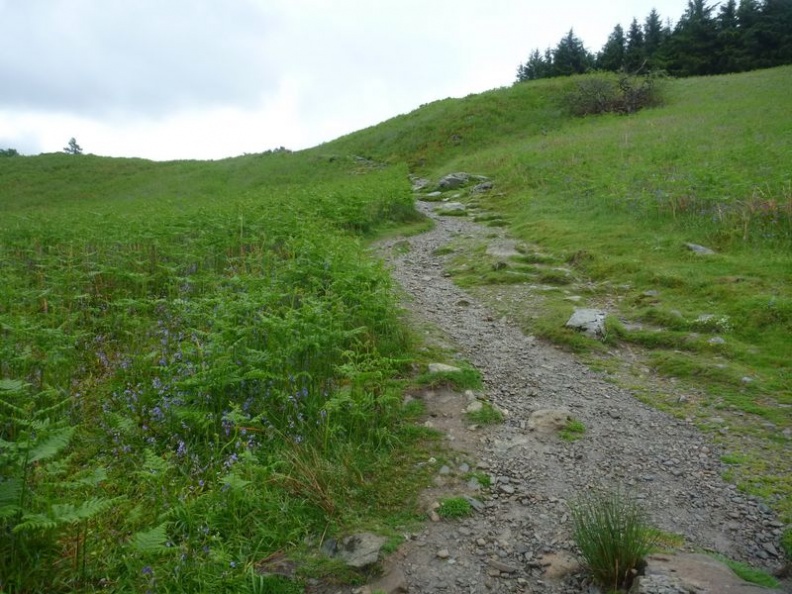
[371,201,786,593]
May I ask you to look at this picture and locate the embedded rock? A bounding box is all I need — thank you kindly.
[685,242,716,255]
[631,553,783,593]
[330,533,388,569]
[565,308,607,338]
[438,172,471,190]
[428,363,462,374]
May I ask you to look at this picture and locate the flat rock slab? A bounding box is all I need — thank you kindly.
[436,202,466,212]
[632,553,783,593]
[428,363,462,374]
[486,239,522,259]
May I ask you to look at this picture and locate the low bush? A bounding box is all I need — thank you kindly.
[564,73,664,117]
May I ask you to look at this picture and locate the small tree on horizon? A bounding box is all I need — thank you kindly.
[63,137,83,155]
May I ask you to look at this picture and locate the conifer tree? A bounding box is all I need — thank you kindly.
[598,24,626,71]
[625,18,647,71]
[552,29,592,76]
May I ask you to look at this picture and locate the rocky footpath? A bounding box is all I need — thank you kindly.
[343,183,789,594]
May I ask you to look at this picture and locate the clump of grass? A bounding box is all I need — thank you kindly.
[463,471,492,488]
[437,497,473,519]
[569,488,657,592]
[466,402,505,425]
[559,418,586,441]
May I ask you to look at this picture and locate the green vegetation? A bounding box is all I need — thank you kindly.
[570,489,657,591]
[2,58,791,591]
[465,402,505,425]
[326,65,791,519]
[0,153,428,592]
[436,497,473,519]
[517,1,792,81]
[559,418,587,441]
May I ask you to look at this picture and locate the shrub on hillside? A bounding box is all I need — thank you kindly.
[564,73,664,117]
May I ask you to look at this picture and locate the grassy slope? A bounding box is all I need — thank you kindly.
[0,152,434,592]
[320,66,792,518]
[1,67,790,591]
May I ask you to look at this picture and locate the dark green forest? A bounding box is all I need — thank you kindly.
[517,0,792,81]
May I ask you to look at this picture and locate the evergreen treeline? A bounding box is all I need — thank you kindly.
[516,0,792,81]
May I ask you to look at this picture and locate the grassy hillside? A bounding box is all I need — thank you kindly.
[0,152,436,592]
[1,66,790,591]
[325,67,792,516]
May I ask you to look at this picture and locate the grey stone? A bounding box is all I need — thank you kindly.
[487,559,519,573]
[470,181,494,194]
[438,172,471,190]
[334,533,388,569]
[425,191,443,198]
[436,201,466,213]
[634,553,783,593]
[685,242,717,255]
[369,567,409,594]
[485,239,521,259]
[527,409,572,432]
[437,549,450,559]
[428,363,461,374]
[565,308,607,339]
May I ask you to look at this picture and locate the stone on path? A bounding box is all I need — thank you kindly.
[368,567,409,594]
[436,202,466,213]
[565,308,607,339]
[631,553,784,593]
[539,551,581,579]
[438,172,471,190]
[428,363,462,374]
[485,239,521,259]
[527,409,572,432]
[329,533,388,569]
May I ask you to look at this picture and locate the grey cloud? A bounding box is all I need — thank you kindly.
[0,0,278,116]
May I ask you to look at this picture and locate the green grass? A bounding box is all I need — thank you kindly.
[465,402,505,425]
[1,64,791,592]
[436,497,473,519]
[0,153,427,593]
[570,488,657,592]
[319,66,792,519]
[559,418,586,441]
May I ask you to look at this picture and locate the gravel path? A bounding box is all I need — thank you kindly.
[371,200,787,593]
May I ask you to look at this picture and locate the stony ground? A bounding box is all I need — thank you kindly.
[360,200,789,593]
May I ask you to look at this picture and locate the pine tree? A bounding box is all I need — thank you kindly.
[716,0,741,72]
[625,18,646,71]
[669,0,720,76]
[552,29,592,76]
[598,24,626,71]
[517,48,551,81]
[644,9,667,68]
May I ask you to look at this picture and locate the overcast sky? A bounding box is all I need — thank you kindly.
[1,0,686,161]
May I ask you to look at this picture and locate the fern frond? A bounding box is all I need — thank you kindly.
[0,379,26,393]
[63,466,108,488]
[131,521,172,555]
[0,477,23,518]
[50,497,115,524]
[28,426,74,463]
[13,512,58,533]
[137,449,171,477]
